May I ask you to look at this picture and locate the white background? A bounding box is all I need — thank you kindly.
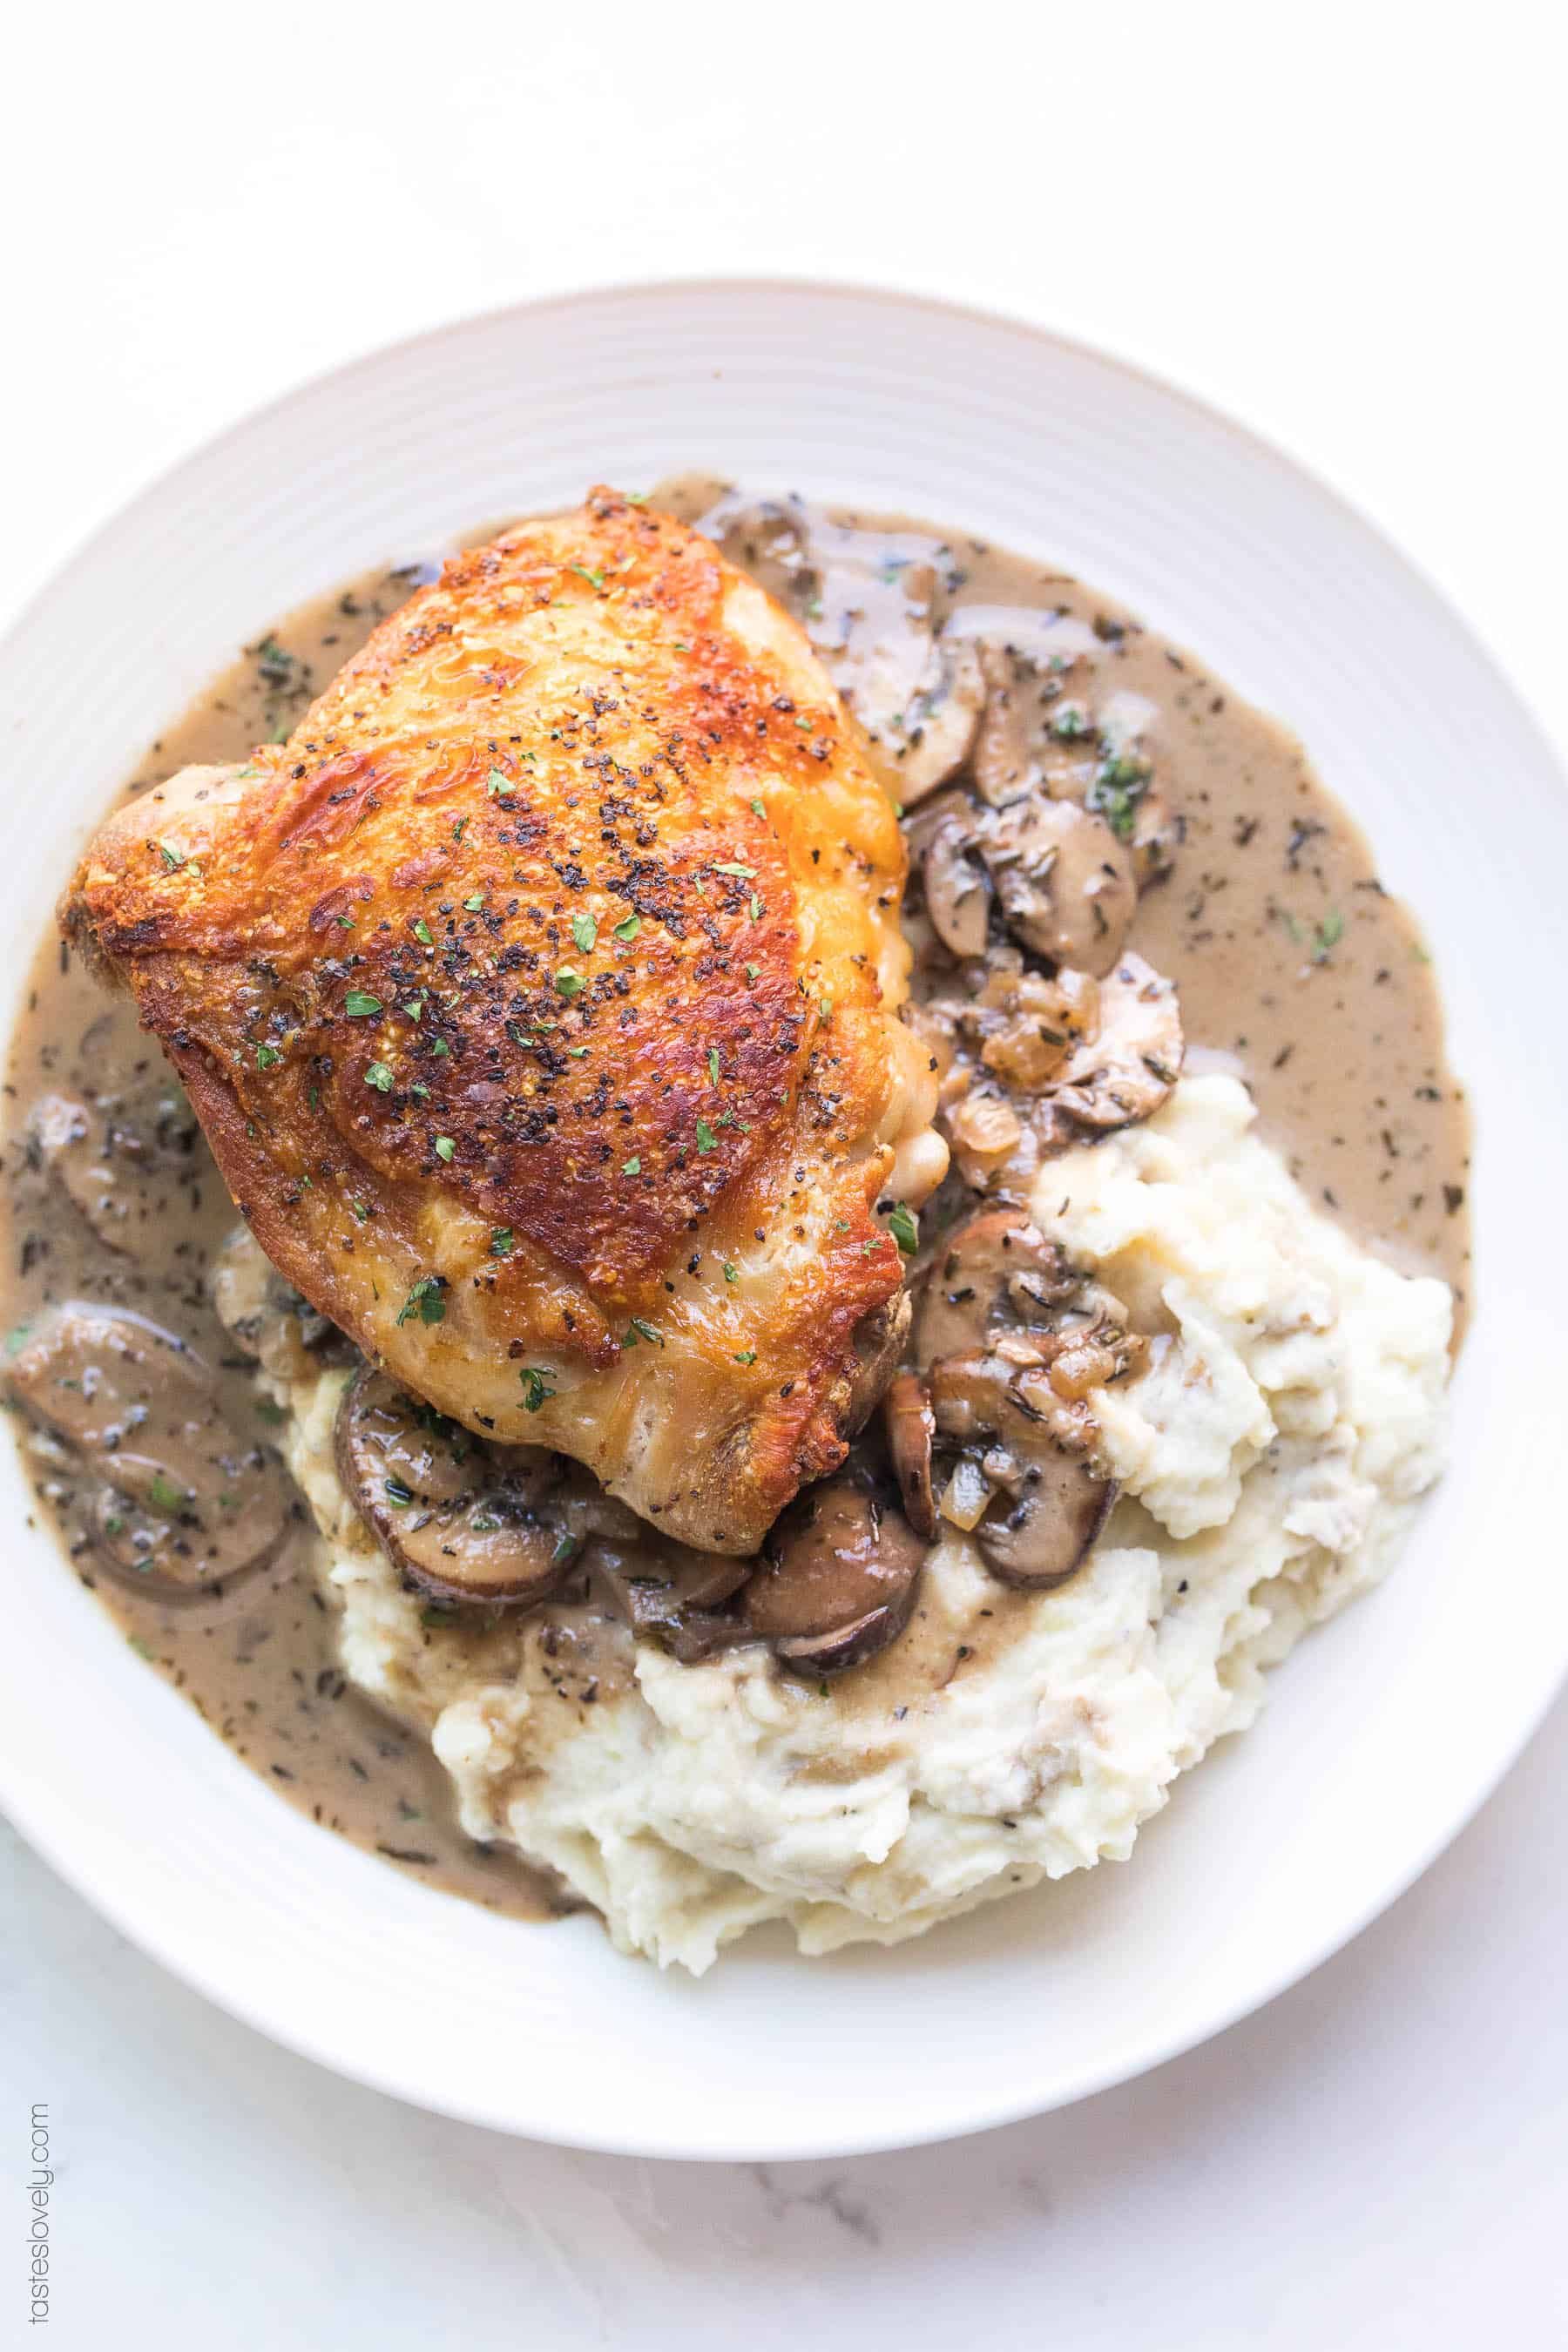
[2,3,1564,2343]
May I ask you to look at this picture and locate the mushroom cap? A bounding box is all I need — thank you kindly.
[747,1471,925,1675]
[841,1288,914,1437]
[921,809,993,959]
[334,1365,573,1605]
[916,1209,1077,1366]
[587,1536,753,1661]
[977,1450,1119,1587]
[1044,951,1183,1133]
[5,1302,292,1593]
[883,1369,938,1538]
[978,796,1136,977]
[30,1081,204,1256]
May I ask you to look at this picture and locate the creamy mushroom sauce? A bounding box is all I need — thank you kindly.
[0,489,1470,1923]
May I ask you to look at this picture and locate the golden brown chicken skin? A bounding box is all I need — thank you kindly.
[64,490,944,1551]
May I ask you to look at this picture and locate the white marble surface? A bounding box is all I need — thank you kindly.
[3,3,1565,2342]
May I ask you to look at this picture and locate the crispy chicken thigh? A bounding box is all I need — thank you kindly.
[64,490,944,1551]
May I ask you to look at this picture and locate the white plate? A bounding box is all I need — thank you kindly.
[0,281,1561,2161]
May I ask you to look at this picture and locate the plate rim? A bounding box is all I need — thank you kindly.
[2,274,1563,2162]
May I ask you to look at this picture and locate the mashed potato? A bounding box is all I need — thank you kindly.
[276,1076,1450,1973]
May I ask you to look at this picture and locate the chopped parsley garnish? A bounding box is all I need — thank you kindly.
[612,913,640,942]
[745,962,759,981]
[625,1316,664,1348]
[733,1349,756,1366]
[621,1155,641,1175]
[517,1366,557,1411]
[1086,754,1152,842]
[156,840,188,871]
[452,815,469,842]
[383,1477,413,1507]
[571,911,598,952]
[694,1119,718,1152]
[402,995,424,1021]
[147,1470,186,1513]
[723,1261,739,1284]
[713,861,757,878]
[365,1062,395,1092]
[555,969,585,998]
[255,634,296,687]
[750,797,765,817]
[351,1201,371,1224]
[463,892,484,912]
[412,917,434,945]
[486,767,510,796]
[888,1201,919,1254]
[344,990,382,1017]
[430,1038,449,1057]
[255,1044,281,1071]
[1312,909,1345,963]
[395,1274,448,1328]
[571,564,605,589]
[748,895,764,923]
[435,1136,456,1162]
[550,1531,580,1566]
[490,1227,514,1255]
[707,1048,720,1085]
[1051,706,1090,740]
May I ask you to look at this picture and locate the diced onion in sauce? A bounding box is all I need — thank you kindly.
[939,1455,993,1531]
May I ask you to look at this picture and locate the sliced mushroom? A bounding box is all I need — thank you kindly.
[975,1447,1118,1587]
[921,808,993,958]
[970,645,1107,808]
[588,1536,753,1662]
[841,1290,913,1438]
[893,633,986,804]
[928,1346,1046,1443]
[909,1207,1135,1592]
[335,1366,573,1605]
[697,492,818,608]
[698,497,983,801]
[883,1370,937,1538]
[30,1081,204,1255]
[1043,951,1184,1134]
[211,1224,343,1382]
[5,1303,291,1592]
[810,554,979,800]
[746,1472,925,1676]
[971,644,1045,807]
[916,1209,1077,1365]
[977,796,1135,977]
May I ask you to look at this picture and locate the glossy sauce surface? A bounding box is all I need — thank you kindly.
[0,493,1470,1921]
